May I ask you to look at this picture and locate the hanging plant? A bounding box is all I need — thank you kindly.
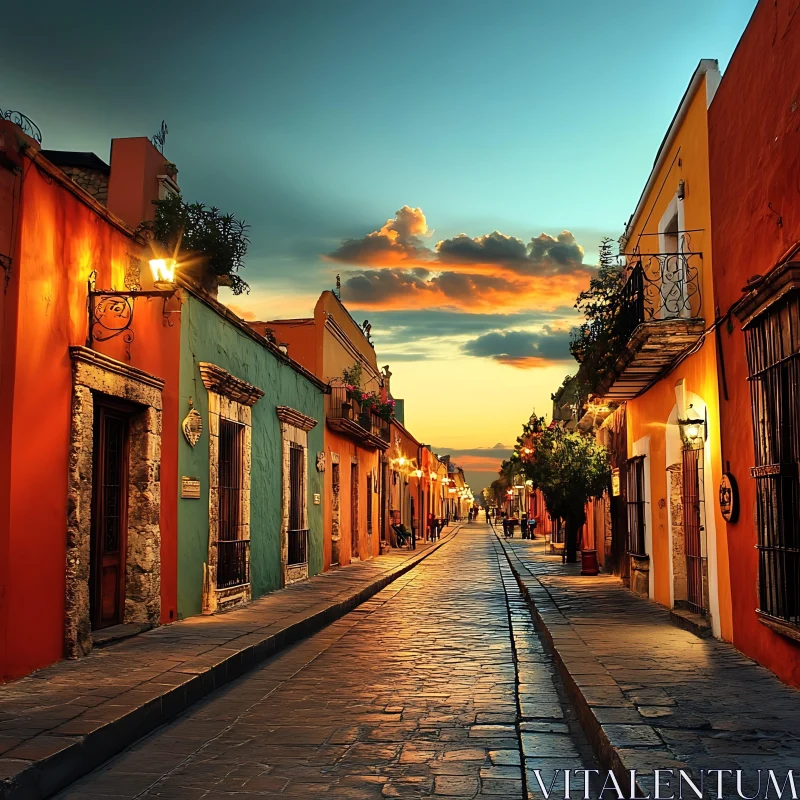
[146,192,250,295]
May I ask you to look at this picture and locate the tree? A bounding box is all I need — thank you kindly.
[570,238,625,393]
[523,420,610,563]
[147,193,251,295]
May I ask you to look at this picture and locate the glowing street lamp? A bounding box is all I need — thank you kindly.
[148,257,177,289]
[86,254,180,348]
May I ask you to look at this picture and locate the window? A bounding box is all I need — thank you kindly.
[745,294,800,625]
[627,456,647,556]
[217,419,248,589]
[287,443,308,566]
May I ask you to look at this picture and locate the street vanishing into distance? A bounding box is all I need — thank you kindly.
[55,525,597,800]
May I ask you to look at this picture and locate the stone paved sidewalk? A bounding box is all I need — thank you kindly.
[499,536,800,798]
[0,527,459,800]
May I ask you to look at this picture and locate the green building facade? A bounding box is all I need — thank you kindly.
[177,293,326,618]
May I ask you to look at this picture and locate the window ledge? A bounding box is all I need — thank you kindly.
[757,610,800,643]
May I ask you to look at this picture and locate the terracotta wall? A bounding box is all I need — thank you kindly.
[0,151,180,680]
[709,0,800,684]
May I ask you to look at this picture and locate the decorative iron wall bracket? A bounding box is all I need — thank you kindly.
[86,271,177,349]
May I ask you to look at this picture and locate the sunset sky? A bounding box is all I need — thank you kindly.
[3,0,756,489]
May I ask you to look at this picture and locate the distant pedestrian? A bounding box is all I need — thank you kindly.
[484,507,490,523]
[530,517,537,538]
[521,513,529,540]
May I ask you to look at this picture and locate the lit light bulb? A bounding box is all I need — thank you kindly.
[149,257,177,288]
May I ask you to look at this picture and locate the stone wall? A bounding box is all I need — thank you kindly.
[61,166,109,205]
[203,389,254,614]
[277,407,318,586]
[668,464,688,605]
[66,347,163,658]
[630,554,650,598]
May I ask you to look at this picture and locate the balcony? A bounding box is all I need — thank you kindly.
[597,250,705,400]
[327,386,391,450]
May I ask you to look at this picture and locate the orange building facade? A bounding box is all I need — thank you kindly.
[709,0,800,686]
[0,123,182,679]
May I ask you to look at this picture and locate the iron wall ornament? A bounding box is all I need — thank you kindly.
[719,472,739,523]
[86,270,177,351]
[124,253,142,291]
[316,452,326,472]
[90,293,135,345]
[151,120,168,154]
[182,408,203,447]
[1,108,42,143]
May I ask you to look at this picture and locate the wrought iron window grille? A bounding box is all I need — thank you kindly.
[288,443,308,566]
[626,455,647,556]
[745,292,800,627]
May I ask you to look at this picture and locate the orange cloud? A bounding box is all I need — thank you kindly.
[342,267,590,313]
[494,356,557,369]
[328,209,593,313]
[326,206,432,268]
[462,328,574,368]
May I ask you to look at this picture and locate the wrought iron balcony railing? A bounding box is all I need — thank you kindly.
[1,109,42,144]
[329,386,391,443]
[617,250,702,341]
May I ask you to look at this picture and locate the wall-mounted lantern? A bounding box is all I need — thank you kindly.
[678,403,707,450]
[87,257,179,349]
[149,257,177,289]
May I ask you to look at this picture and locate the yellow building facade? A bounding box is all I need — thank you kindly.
[600,61,732,639]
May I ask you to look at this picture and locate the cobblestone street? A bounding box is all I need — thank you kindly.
[55,525,594,800]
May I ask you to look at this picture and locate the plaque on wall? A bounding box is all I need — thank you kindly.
[181,477,201,499]
[313,493,321,505]
[611,468,621,496]
[719,472,739,523]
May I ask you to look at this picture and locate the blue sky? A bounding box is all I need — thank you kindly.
[2,0,756,484]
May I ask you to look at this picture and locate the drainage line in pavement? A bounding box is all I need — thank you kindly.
[495,533,641,798]
[491,536,530,800]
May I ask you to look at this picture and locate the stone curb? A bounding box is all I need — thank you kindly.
[0,527,461,800]
[496,534,666,798]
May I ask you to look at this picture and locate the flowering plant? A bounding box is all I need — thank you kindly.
[374,397,396,421]
[343,383,362,402]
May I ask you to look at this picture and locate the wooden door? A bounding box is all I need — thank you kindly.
[331,463,341,566]
[682,447,705,613]
[90,403,130,630]
[351,463,359,559]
